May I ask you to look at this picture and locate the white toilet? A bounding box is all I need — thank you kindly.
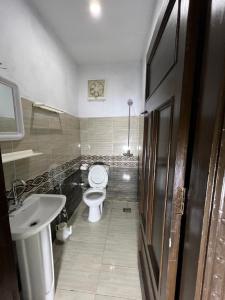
[83,164,109,223]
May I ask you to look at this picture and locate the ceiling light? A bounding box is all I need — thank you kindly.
[89,0,102,19]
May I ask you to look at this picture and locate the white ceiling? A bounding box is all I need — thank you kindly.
[28,0,157,64]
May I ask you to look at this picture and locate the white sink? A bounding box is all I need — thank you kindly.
[9,193,66,241]
[9,193,66,300]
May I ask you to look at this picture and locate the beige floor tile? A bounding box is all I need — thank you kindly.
[110,209,139,223]
[55,289,95,300]
[75,212,111,228]
[54,200,141,299]
[110,208,127,219]
[97,265,142,300]
[54,240,105,265]
[106,230,138,247]
[56,260,101,293]
[103,240,138,268]
[111,200,128,209]
[108,220,139,234]
[95,295,134,299]
[64,239,105,254]
[75,204,111,227]
[69,223,108,244]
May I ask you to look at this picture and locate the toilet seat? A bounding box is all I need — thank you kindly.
[83,164,108,223]
[83,188,106,205]
[88,165,108,188]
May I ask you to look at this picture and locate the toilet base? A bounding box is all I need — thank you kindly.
[88,205,102,223]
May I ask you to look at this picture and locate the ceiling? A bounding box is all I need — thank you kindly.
[28,0,157,64]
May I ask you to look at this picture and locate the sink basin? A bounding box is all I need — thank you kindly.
[10,193,66,300]
[9,194,66,241]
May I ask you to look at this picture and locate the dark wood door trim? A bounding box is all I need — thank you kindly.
[176,0,225,297]
[0,149,20,299]
[194,64,225,299]
[193,3,225,297]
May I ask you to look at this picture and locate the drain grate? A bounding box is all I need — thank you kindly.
[123,208,131,213]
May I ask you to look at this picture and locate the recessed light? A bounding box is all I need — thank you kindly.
[89,0,102,19]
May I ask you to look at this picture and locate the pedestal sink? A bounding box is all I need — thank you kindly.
[9,194,66,300]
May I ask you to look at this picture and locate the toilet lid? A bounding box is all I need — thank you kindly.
[88,165,108,188]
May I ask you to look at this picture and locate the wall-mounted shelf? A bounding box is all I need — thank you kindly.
[2,150,43,163]
[32,103,65,114]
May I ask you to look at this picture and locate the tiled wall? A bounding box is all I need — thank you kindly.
[0,99,143,207]
[80,117,140,156]
[1,98,81,190]
[107,167,138,202]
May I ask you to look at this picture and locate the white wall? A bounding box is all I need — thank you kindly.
[78,62,142,118]
[0,0,78,116]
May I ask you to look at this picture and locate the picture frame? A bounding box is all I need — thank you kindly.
[88,79,106,101]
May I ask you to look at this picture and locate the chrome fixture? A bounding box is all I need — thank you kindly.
[123,99,134,157]
[8,179,26,212]
[71,182,85,187]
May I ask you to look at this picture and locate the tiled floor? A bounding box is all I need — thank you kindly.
[53,200,142,300]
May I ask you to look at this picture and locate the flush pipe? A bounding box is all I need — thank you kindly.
[123,99,133,157]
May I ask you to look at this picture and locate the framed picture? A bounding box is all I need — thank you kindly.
[88,80,106,101]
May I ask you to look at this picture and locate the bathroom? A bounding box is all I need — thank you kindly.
[2,0,225,299]
[0,0,161,299]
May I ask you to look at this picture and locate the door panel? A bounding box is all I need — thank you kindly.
[141,0,186,296]
[138,0,205,298]
[140,115,149,231]
[143,114,152,232]
[151,102,173,281]
[142,112,155,237]
[149,0,179,96]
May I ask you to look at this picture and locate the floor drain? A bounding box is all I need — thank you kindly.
[123,208,131,213]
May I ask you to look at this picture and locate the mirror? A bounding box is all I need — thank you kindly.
[0,76,24,141]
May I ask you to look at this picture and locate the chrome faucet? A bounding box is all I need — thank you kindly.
[8,179,27,212]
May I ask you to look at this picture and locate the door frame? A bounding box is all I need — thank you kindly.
[196,73,225,300]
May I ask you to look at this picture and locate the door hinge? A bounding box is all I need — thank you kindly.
[175,187,186,215]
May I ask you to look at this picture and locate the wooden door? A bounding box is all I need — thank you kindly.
[0,149,20,299]
[139,0,206,299]
[176,0,225,298]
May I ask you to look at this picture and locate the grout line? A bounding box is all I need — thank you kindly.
[95,200,113,294]
[100,263,139,271]
[94,292,136,300]
[56,287,95,295]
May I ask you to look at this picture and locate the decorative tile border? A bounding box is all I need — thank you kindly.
[81,155,138,161]
[6,155,138,202]
[81,155,138,168]
[7,157,81,200]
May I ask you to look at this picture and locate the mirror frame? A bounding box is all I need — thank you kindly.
[0,76,24,141]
